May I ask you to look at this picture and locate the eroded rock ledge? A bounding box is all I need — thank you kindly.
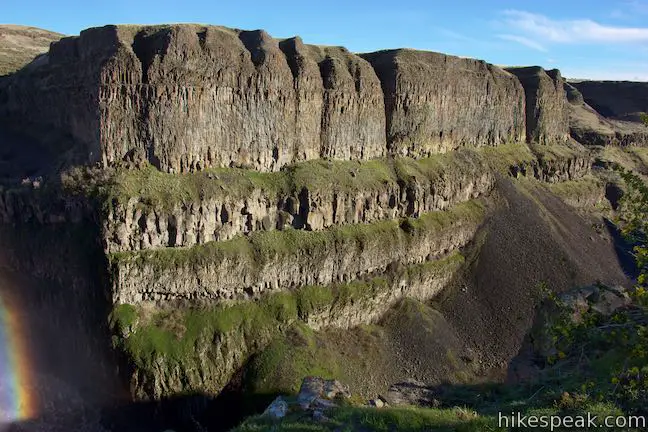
[110,199,485,305]
[100,143,588,253]
[102,149,493,253]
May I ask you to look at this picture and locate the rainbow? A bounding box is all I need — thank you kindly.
[0,289,37,424]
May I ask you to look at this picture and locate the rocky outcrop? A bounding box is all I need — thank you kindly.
[509,143,591,182]
[1,25,388,173]
[0,24,558,173]
[547,176,607,209]
[301,253,465,331]
[571,80,648,120]
[362,49,526,156]
[564,82,648,146]
[505,67,569,144]
[110,200,485,305]
[103,150,494,253]
[262,377,351,420]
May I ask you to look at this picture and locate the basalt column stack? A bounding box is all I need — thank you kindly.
[0,24,387,172]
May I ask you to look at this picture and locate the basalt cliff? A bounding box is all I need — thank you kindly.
[0,23,645,432]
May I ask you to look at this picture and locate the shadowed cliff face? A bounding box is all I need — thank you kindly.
[0,222,126,431]
[564,81,648,146]
[571,80,648,120]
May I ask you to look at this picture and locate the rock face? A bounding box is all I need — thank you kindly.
[1,25,387,172]
[0,24,573,173]
[0,21,618,417]
[510,145,591,183]
[0,25,381,172]
[103,151,494,253]
[362,49,526,156]
[571,80,648,120]
[110,201,484,305]
[505,67,570,144]
[127,252,466,400]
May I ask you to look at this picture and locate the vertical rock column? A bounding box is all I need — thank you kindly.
[506,66,570,144]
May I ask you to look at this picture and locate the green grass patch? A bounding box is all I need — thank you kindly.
[598,146,648,176]
[530,142,585,162]
[481,142,536,168]
[547,174,604,202]
[233,405,494,432]
[244,324,342,396]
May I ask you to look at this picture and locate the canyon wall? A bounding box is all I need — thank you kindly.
[1,24,387,172]
[110,200,485,305]
[102,150,494,253]
[571,80,648,120]
[565,81,648,146]
[0,24,579,174]
[0,22,610,409]
[123,253,465,400]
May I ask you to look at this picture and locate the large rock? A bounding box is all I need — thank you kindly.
[0,24,386,172]
[362,49,526,157]
[506,67,570,144]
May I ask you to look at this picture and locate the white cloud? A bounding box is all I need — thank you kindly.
[497,34,547,51]
[562,67,648,81]
[502,10,648,44]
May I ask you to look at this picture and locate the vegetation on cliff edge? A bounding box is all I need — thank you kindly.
[60,142,557,211]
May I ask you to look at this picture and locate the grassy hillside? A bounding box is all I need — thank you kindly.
[0,25,63,75]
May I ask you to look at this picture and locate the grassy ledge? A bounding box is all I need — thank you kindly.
[108,199,484,272]
[62,143,552,211]
[110,252,465,368]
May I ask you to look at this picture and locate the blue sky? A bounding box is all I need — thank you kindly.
[2,0,648,80]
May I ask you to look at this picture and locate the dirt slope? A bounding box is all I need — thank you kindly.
[0,25,63,76]
[434,177,629,379]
